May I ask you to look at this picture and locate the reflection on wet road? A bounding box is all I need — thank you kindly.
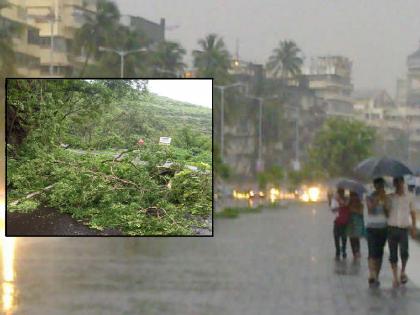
[1,201,16,315]
[1,201,420,314]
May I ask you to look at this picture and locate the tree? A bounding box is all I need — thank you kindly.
[72,0,121,76]
[193,33,231,83]
[307,117,376,178]
[257,165,284,189]
[151,41,186,77]
[5,79,138,149]
[214,143,230,179]
[266,40,303,80]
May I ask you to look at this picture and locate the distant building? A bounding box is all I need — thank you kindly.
[395,78,408,106]
[228,58,264,95]
[406,42,420,107]
[304,56,354,117]
[352,89,395,128]
[120,15,165,43]
[0,0,41,76]
[384,106,420,165]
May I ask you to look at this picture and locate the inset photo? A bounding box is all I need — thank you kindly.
[6,78,212,236]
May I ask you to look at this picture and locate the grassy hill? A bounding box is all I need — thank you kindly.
[119,92,212,137]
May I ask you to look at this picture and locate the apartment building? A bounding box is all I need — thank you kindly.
[1,0,41,76]
[25,0,97,77]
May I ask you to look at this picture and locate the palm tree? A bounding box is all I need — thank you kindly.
[72,0,120,76]
[192,33,231,82]
[152,41,186,77]
[266,40,303,80]
[0,0,22,77]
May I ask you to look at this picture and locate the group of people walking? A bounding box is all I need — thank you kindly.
[328,176,417,288]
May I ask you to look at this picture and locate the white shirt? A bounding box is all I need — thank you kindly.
[364,193,388,228]
[387,193,416,228]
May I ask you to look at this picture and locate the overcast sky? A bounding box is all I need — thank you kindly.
[147,79,212,108]
[115,0,420,96]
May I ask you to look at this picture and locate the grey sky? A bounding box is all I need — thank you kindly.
[148,79,212,108]
[115,0,420,96]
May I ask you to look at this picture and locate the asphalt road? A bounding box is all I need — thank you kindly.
[2,202,420,314]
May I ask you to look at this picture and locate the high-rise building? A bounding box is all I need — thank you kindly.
[1,0,41,76]
[25,0,97,77]
[406,42,420,107]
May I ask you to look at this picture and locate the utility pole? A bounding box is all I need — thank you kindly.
[214,83,246,162]
[245,94,281,172]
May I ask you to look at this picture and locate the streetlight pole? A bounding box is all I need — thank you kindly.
[295,105,300,169]
[245,94,280,172]
[258,98,263,162]
[99,47,149,78]
[282,104,301,171]
[214,82,246,162]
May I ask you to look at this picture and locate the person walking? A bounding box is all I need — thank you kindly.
[387,176,417,288]
[331,188,350,260]
[365,177,389,287]
[347,191,365,260]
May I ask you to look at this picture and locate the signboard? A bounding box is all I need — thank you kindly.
[159,137,172,145]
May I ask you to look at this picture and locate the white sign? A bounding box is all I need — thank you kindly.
[159,137,172,145]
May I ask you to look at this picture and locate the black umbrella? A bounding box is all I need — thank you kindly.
[335,178,367,196]
[353,157,413,179]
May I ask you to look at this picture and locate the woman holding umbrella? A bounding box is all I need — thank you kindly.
[332,179,366,260]
[354,157,417,287]
[330,187,349,260]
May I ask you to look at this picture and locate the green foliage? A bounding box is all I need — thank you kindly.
[257,165,284,189]
[266,40,303,79]
[193,33,232,84]
[169,169,211,216]
[307,117,376,178]
[9,200,40,213]
[214,144,230,179]
[215,206,262,219]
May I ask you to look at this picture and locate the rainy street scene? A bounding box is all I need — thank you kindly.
[2,0,420,314]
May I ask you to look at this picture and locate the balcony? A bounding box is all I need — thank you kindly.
[40,48,70,66]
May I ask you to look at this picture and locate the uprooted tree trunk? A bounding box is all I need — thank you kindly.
[10,184,56,206]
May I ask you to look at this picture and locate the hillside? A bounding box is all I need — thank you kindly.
[62,90,212,150]
[140,93,212,135]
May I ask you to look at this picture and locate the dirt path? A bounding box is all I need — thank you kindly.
[6,207,123,236]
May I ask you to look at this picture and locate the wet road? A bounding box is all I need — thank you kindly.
[2,202,420,315]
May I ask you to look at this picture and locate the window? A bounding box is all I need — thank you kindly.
[15,52,40,69]
[39,36,51,47]
[27,28,39,45]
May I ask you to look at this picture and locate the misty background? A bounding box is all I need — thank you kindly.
[116,0,420,95]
